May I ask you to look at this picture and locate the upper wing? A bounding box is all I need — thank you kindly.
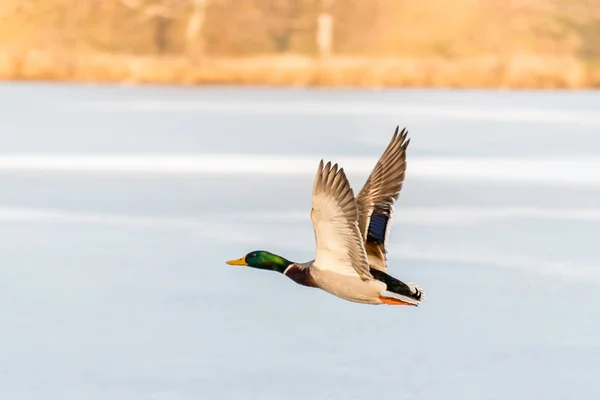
[310,160,372,281]
[356,126,410,272]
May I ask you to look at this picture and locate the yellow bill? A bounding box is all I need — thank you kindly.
[226,257,247,266]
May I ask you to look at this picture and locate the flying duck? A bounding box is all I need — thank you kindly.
[226,126,425,306]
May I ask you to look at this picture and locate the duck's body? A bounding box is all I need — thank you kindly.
[285,261,385,304]
[280,261,421,305]
[227,127,425,307]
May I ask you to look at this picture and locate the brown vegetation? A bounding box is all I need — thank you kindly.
[1,0,600,88]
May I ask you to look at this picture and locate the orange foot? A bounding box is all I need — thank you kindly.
[379,295,417,306]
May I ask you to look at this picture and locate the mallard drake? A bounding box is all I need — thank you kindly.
[226,126,425,306]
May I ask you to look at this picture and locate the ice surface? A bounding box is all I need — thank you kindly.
[0,83,599,399]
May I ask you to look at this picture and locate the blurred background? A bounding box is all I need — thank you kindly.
[1,0,600,87]
[1,2,600,400]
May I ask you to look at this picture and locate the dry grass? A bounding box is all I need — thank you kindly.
[0,50,598,89]
[2,0,600,88]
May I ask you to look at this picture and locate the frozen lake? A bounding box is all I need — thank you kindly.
[1,83,599,399]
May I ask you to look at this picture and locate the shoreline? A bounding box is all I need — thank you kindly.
[1,52,598,89]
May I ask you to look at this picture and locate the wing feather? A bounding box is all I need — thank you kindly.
[311,160,371,280]
[356,126,410,272]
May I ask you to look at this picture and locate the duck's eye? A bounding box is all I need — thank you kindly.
[250,253,257,258]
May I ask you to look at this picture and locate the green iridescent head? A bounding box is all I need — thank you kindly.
[226,250,292,273]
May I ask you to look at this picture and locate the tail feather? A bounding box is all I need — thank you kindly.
[380,287,423,306]
[370,268,425,306]
[406,282,426,301]
[380,282,425,307]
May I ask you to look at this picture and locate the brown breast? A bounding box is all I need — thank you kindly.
[283,263,318,288]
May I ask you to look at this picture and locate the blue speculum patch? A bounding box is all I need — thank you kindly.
[367,214,388,244]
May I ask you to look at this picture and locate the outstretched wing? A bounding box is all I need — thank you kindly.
[356,126,410,272]
[310,160,372,281]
